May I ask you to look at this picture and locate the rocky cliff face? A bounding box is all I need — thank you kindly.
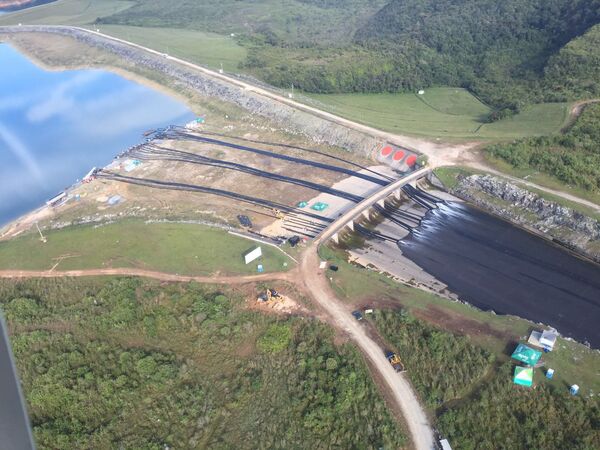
[452,174,600,261]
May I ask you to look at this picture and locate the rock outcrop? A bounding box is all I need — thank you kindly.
[452,174,600,261]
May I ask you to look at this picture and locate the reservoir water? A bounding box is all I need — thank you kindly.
[398,202,600,348]
[0,43,194,226]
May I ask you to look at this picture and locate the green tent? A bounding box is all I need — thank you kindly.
[513,366,534,387]
[311,202,329,212]
[296,201,308,208]
[511,343,542,366]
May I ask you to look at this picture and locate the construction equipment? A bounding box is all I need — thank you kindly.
[385,350,405,372]
[272,209,285,220]
[258,288,281,302]
[35,222,47,243]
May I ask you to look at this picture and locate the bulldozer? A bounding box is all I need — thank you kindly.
[385,350,405,372]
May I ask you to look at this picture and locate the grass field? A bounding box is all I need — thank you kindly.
[319,245,600,394]
[304,89,570,139]
[0,0,133,26]
[0,221,291,274]
[86,25,247,71]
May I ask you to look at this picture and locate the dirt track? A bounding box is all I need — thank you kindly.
[298,248,434,450]
[0,268,296,283]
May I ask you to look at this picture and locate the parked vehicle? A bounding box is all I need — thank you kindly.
[385,350,405,372]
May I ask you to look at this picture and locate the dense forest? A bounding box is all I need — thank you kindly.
[99,0,600,110]
[488,103,600,192]
[0,278,404,449]
[373,309,600,449]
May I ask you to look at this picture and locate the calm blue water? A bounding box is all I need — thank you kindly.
[0,44,194,226]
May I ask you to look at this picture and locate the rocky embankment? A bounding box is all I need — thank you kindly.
[0,25,383,157]
[451,174,600,261]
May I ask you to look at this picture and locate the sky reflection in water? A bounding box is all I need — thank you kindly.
[0,43,194,225]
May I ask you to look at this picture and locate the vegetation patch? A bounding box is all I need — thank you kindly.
[0,220,292,275]
[437,363,600,450]
[257,323,292,353]
[487,103,600,194]
[368,308,600,449]
[373,309,493,408]
[0,277,405,448]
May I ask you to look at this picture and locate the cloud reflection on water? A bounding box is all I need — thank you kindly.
[0,44,194,225]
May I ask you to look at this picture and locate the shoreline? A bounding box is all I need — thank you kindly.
[0,36,199,237]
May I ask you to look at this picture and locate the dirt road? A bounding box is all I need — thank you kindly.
[299,248,434,450]
[0,268,296,284]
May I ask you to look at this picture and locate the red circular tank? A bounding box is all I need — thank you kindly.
[406,155,417,166]
[381,146,393,157]
[393,150,405,161]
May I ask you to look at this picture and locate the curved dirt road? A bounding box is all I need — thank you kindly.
[299,248,434,450]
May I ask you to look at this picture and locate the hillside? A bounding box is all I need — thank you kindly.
[3,0,600,112]
[93,0,600,111]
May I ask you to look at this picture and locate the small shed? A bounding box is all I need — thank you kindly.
[513,366,534,387]
[540,330,557,351]
[511,343,542,366]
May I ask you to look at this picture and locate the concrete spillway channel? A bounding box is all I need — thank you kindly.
[128,144,365,203]
[190,128,395,183]
[164,129,390,186]
[98,171,334,225]
[401,184,443,210]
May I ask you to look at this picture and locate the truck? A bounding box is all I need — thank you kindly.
[385,350,405,372]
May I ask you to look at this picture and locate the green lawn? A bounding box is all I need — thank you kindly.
[304,88,570,139]
[87,25,247,71]
[0,0,133,26]
[0,221,291,275]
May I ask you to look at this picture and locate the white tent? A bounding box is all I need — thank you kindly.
[540,330,557,351]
